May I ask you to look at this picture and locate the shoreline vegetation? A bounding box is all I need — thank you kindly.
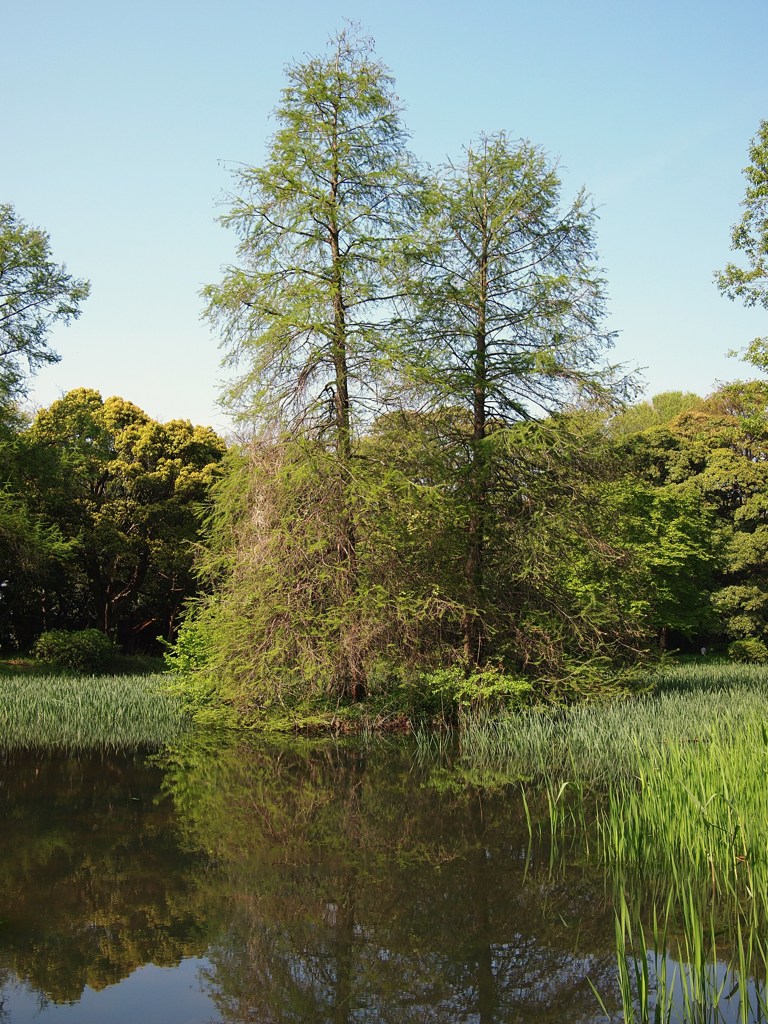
[2,659,768,1017]
[0,668,191,751]
[452,661,768,1022]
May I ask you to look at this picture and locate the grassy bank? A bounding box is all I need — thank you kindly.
[444,661,768,785]
[0,673,192,750]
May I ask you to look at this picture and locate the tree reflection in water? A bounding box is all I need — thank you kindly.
[0,749,212,1005]
[159,735,621,1023]
[0,738,623,1022]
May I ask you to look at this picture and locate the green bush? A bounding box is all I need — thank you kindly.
[161,618,212,675]
[400,664,533,721]
[160,618,236,723]
[33,629,118,673]
[728,637,768,663]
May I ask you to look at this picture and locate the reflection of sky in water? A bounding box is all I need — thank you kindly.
[0,958,219,1024]
[640,953,767,1024]
[2,951,767,1024]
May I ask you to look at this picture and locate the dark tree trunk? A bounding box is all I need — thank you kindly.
[463,236,489,668]
[329,159,365,701]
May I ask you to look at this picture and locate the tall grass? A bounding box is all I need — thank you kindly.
[0,673,192,750]
[438,663,768,1022]
[448,662,768,786]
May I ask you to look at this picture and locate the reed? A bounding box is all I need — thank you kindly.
[444,664,768,1022]
[453,663,768,787]
[593,715,768,1021]
[0,673,192,750]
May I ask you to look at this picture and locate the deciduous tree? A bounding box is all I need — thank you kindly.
[26,389,225,645]
[716,120,768,369]
[0,203,89,396]
[396,134,632,664]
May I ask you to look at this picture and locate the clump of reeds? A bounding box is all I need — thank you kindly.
[450,662,768,787]
[591,706,768,1021]
[436,663,768,1021]
[0,673,192,751]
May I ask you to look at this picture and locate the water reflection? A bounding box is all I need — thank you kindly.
[0,750,212,1012]
[159,736,620,1022]
[0,735,668,1022]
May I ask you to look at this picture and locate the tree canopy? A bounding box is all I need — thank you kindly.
[204,26,417,443]
[716,120,768,371]
[395,133,631,662]
[0,389,225,652]
[0,204,89,396]
[716,120,768,312]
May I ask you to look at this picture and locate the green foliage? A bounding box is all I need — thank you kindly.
[33,628,117,672]
[393,132,631,664]
[607,390,704,436]
[716,119,768,312]
[398,133,626,423]
[202,27,419,699]
[617,380,768,652]
[204,26,417,435]
[0,483,73,650]
[22,388,225,645]
[716,119,768,374]
[162,615,211,676]
[160,616,235,725]
[177,413,657,720]
[176,441,445,712]
[728,636,768,662]
[595,476,717,641]
[0,203,89,396]
[173,31,754,724]
[451,662,768,785]
[414,665,532,716]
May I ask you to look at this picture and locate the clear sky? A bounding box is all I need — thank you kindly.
[3,0,767,431]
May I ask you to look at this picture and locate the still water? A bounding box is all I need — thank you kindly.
[0,738,751,1023]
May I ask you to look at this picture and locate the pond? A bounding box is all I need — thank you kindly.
[0,737,759,1023]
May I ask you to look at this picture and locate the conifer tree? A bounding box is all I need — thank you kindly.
[204,27,418,698]
[397,134,630,664]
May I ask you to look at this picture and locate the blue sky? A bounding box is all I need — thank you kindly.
[3,0,767,430]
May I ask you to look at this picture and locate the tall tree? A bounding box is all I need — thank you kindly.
[0,204,89,396]
[607,391,704,436]
[716,120,768,369]
[619,381,768,657]
[203,26,417,698]
[398,134,631,665]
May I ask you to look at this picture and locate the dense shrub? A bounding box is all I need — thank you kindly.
[33,629,118,673]
[162,618,211,676]
[728,637,768,663]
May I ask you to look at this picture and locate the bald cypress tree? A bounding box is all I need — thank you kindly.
[203,27,418,700]
[397,134,630,666]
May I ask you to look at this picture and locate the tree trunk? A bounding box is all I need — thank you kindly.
[463,235,489,668]
[329,167,365,701]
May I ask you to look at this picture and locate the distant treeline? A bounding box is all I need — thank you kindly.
[0,388,224,652]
